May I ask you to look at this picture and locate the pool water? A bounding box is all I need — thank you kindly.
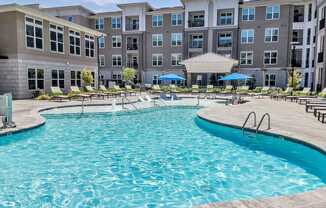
[0,107,325,207]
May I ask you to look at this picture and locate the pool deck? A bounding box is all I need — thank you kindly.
[1,95,326,208]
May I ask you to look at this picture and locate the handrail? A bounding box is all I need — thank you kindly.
[122,96,138,110]
[256,113,271,133]
[242,111,256,135]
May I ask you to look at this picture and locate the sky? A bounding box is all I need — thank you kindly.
[0,0,183,12]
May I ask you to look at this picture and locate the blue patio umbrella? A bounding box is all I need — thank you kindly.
[219,73,252,81]
[159,74,185,81]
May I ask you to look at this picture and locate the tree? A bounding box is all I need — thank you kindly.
[81,68,94,86]
[122,67,136,84]
[288,70,301,89]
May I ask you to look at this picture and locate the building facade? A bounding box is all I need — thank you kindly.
[0,4,103,99]
[2,0,326,96]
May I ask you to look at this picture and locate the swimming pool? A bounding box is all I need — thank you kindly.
[0,106,325,207]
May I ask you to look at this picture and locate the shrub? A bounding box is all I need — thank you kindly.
[122,68,136,84]
[81,68,94,86]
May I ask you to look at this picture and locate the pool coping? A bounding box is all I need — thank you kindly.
[1,100,326,208]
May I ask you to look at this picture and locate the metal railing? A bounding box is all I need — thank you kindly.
[122,96,138,111]
[242,112,256,135]
[256,113,271,133]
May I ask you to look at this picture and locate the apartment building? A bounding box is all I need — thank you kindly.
[0,4,103,99]
[316,0,326,91]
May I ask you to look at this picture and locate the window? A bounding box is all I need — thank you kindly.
[95,17,104,30]
[307,28,311,45]
[218,32,232,47]
[265,28,279,42]
[191,34,203,48]
[85,35,95,57]
[98,37,105,49]
[69,31,81,55]
[240,51,253,65]
[219,11,233,25]
[152,75,161,85]
[306,48,310,68]
[171,53,183,66]
[266,5,280,20]
[49,24,64,53]
[68,16,75,22]
[152,34,163,47]
[99,55,105,67]
[52,70,65,88]
[28,68,44,90]
[25,16,43,50]
[112,55,122,67]
[71,71,81,87]
[171,33,183,46]
[171,13,183,26]
[111,17,121,29]
[241,29,254,44]
[308,4,312,21]
[112,73,122,81]
[152,15,163,27]
[152,54,163,66]
[265,73,276,87]
[242,8,255,21]
[264,51,278,65]
[112,35,122,48]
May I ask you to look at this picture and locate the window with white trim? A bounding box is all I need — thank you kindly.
[71,71,81,87]
[218,32,232,47]
[171,53,183,66]
[171,33,182,46]
[25,16,43,50]
[152,54,163,66]
[264,51,278,65]
[112,35,122,48]
[95,17,104,30]
[240,51,253,65]
[112,73,122,81]
[152,75,161,85]
[265,73,276,86]
[152,15,163,27]
[219,11,233,25]
[85,35,95,57]
[98,36,105,48]
[265,28,279,42]
[152,34,163,47]
[171,13,183,26]
[242,8,255,21]
[49,24,64,53]
[111,17,121,29]
[99,55,105,67]
[241,29,254,44]
[28,68,44,90]
[51,70,65,88]
[112,55,122,67]
[69,31,81,55]
[266,5,280,20]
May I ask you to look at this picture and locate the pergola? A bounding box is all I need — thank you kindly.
[181,53,238,86]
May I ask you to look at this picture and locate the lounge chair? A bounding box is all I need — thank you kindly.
[70,86,91,101]
[236,86,249,95]
[50,87,70,101]
[274,87,293,100]
[85,86,106,99]
[125,85,137,95]
[221,85,233,94]
[99,85,120,97]
[318,88,326,98]
[151,85,163,94]
[111,85,125,96]
[206,85,214,94]
[192,85,200,94]
[295,87,312,96]
[169,84,181,93]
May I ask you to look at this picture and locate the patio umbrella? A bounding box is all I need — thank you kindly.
[219,73,252,81]
[159,74,185,81]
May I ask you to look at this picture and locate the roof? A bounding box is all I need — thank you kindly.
[117,2,154,11]
[40,5,95,15]
[181,53,238,73]
[0,4,104,37]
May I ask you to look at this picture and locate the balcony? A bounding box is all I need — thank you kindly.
[294,14,304,23]
[188,19,205,27]
[126,24,139,31]
[320,19,325,30]
[127,44,138,50]
[318,52,324,63]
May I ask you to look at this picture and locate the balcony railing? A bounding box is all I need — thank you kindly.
[318,52,324,63]
[126,23,139,31]
[127,44,138,50]
[320,19,325,30]
[190,41,203,49]
[127,62,139,69]
[294,14,304,22]
[188,19,204,27]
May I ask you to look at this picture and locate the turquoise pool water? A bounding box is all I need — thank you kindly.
[0,107,325,207]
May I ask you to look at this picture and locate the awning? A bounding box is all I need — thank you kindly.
[181,53,238,73]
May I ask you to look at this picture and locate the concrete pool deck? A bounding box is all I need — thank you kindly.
[1,95,326,208]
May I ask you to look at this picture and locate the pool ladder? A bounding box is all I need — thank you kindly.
[242,112,271,135]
